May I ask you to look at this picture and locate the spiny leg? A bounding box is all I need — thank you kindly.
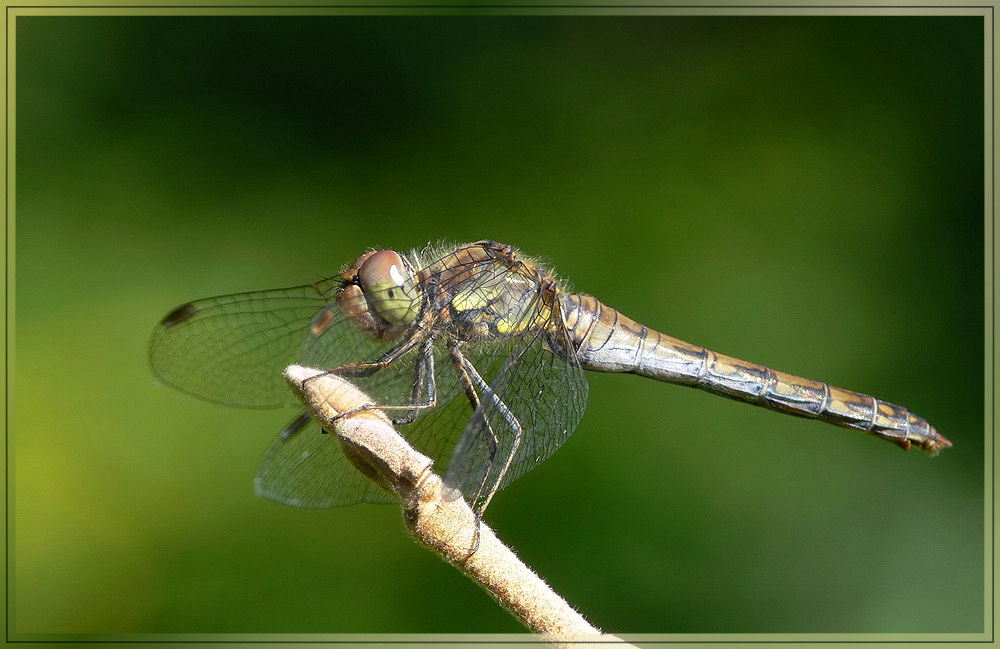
[449,342,485,427]
[448,342,493,555]
[314,320,427,384]
[308,320,441,426]
[389,338,436,425]
[458,354,523,519]
[326,338,439,425]
[450,343,523,555]
[303,304,434,395]
[450,344,498,505]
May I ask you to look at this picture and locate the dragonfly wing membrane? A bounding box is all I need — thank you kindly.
[255,416,394,508]
[148,280,339,408]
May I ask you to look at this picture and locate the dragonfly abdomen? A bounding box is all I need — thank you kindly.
[561,294,950,455]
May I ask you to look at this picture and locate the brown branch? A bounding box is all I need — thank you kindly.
[284,365,635,645]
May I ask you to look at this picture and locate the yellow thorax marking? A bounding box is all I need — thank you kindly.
[496,302,551,334]
[451,275,551,335]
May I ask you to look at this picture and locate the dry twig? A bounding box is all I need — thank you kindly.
[284,364,635,646]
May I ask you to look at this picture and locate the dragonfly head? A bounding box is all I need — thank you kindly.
[338,249,421,341]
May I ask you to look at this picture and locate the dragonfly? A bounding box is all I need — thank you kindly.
[149,240,951,518]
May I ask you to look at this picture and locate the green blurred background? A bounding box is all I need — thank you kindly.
[13,15,984,635]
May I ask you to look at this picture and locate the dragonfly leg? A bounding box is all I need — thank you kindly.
[326,319,428,379]
[304,319,438,424]
[451,345,523,520]
[302,316,428,398]
[324,352,438,425]
[449,345,497,498]
[447,344,492,554]
[449,345,483,419]
[390,338,437,425]
[312,335,439,427]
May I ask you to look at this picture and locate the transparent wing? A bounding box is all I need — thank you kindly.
[149,273,439,409]
[148,278,341,408]
[444,294,589,513]
[255,414,394,508]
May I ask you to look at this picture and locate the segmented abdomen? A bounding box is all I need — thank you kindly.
[561,294,950,455]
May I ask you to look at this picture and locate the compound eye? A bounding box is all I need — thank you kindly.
[358,250,409,292]
[357,250,419,325]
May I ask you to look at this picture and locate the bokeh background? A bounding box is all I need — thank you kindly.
[13,15,984,636]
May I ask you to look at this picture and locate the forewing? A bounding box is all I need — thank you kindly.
[444,296,589,512]
[148,279,340,408]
